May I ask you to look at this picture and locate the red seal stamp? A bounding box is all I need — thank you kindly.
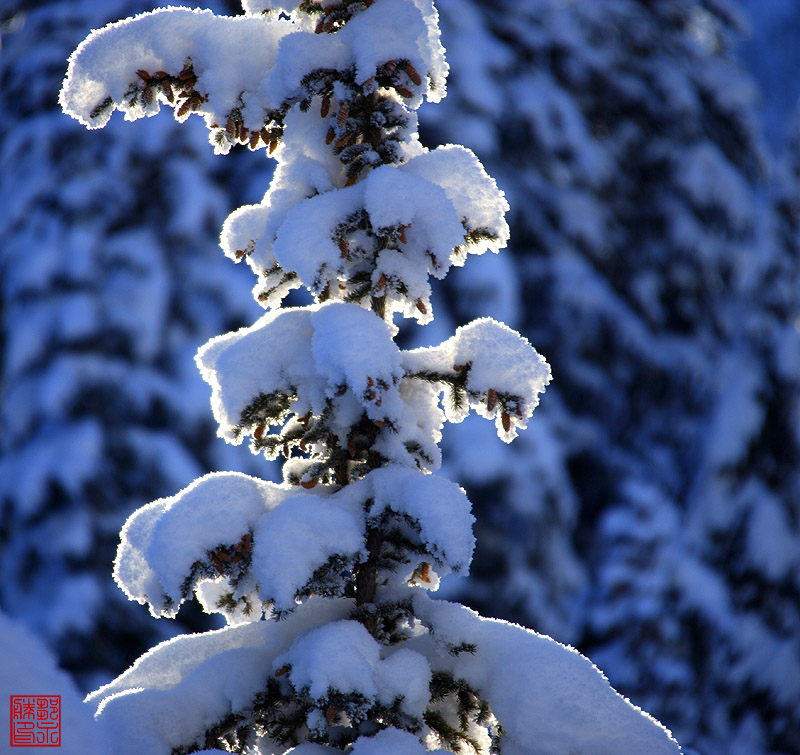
[10,696,61,747]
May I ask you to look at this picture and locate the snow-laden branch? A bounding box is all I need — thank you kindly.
[223,144,509,321]
[114,467,475,619]
[60,0,446,153]
[85,593,679,755]
[194,301,547,485]
[404,317,551,441]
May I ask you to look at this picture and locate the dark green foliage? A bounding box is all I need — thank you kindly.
[424,671,495,753]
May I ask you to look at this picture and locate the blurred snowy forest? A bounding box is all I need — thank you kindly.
[1,1,798,754]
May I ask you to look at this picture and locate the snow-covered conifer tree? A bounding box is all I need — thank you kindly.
[0,0,267,686]
[59,1,682,752]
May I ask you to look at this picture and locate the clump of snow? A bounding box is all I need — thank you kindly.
[311,302,405,400]
[60,8,296,130]
[285,745,339,755]
[402,144,510,254]
[366,465,475,574]
[373,647,431,716]
[405,317,551,440]
[115,472,292,616]
[276,620,381,700]
[196,301,547,465]
[276,621,433,717]
[195,302,406,446]
[252,494,365,610]
[88,598,352,755]
[272,184,365,291]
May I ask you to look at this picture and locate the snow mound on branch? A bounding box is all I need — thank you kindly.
[196,302,404,441]
[61,0,445,135]
[252,494,365,610]
[87,599,352,755]
[60,8,296,129]
[402,144,510,253]
[114,471,290,616]
[365,465,475,574]
[275,620,382,700]
[224,145,506,323]
[413,595,681,755]
[276,621,432,715]
[405,317,551,440]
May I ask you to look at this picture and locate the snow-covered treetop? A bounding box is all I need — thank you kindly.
[61,1,447,140]
[61,1,507,326]
[60,1,680,752]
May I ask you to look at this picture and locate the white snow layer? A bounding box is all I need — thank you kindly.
[195,302,406,445]
[87,599,353,755]
[60,0,446,134]
[86,595,679,755]
[405,317,552,440]
[413,595,681,755]
[251,493,365,610]
[0,612,111,753]
[114,471,290,616]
